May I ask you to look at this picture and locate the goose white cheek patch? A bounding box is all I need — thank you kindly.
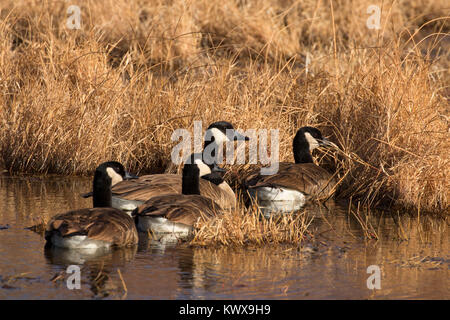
[194,158,212,176]
[209,128,230,144]
[304,132,319,151]
[106,167,124,186]
[202,128,227,165]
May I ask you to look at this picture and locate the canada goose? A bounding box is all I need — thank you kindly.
[132,153,223,238]
[202,121,250,167]
[81,121,249,213]
[45,162,139,249]
[245,126,337,213]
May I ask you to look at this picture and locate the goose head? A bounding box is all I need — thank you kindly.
[204,121,250,145]
[203,121,250,168]
[292,127,334,164]
[93,161,138,207]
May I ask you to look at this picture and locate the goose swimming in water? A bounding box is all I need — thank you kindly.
[244,126,337,213]
[132,153,224,238]
[45,162,139,249]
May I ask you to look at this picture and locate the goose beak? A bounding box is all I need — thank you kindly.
[212,163,227,173]
[124,171,139,180]
[319,138,337,148]
[233,131,250,141]
[81,191,93,198]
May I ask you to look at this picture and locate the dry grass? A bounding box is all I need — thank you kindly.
[192,195,313,246]
[0,0,448,215]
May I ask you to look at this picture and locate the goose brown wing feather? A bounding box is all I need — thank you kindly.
[246,162,336,198]
[134,194,222,226]
[45,208,138,246]
[111,174,180,200]
[111,174,235,209]
[199,179,236,210]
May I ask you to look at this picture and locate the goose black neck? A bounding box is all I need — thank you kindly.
[203,139,217,162]
[293,131,313,164]
[92,170,113,207]
[182,164,201,195]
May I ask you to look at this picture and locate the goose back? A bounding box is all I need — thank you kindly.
[245,162,336,200]
[45,208,138,247]
[111,174,236,209]
[133,194,221,227]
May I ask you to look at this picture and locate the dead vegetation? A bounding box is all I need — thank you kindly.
[192,196,313,246]
[0,0,448,215]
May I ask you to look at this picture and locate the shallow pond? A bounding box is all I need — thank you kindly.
[0,175,448,299]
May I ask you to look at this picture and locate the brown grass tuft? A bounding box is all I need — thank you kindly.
[191,195,313,246]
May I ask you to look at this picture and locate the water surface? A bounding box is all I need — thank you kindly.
[0,175,448,299]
